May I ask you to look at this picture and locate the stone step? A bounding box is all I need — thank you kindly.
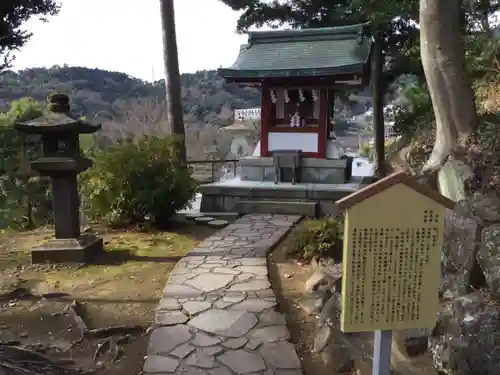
[200,212,241,221]
[176,212,241,222]
[194,216,216,224]
[207,219,229,228]
[184,213,205,220]
[236,200,318,217]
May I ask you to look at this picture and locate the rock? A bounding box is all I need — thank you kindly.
[310,257,337,270]
[230,299,276,312]
[404,336,428,357]
[318,293,342,327]
[442,202,479,274]
[186,213,205,220]
[208,220,229,228]
[249,325,290,343]
[468,191,500,222]
[188,309,258,338]
[312,324,331,353]
[192,332,222,347]
[398,328,431,357]
[235,265,268,276]
[440,202,481,298]
[163,283,204,297]
[259,342,302,369]
[185,351,218,368]
[314,292,365,369]
[304,263,342,293]
[223,337,248,349]
[170,343,196,359]
[194,216,216,225]
[157,298,181,311]
[183,301,212,316]
[228,280,270,292]
[429,293,500,375]
[298,290,332,315]
[147,325,192,354]
[143,355,180,373]
[319,340,355,371]
[208,368,233,375]
[440,272,470,300]
[155,310,189,326]
[336,359,355,373]
[218,349,266,373]
[477,224,500,295]
[185,273,235,293]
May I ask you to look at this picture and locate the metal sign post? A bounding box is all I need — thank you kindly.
[372,330,392,375]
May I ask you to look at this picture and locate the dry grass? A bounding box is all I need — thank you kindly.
[0,221,215,375]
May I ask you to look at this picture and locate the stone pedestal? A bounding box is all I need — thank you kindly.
[239,156,352,184]
[31,233,104,264]
[52,174,80,238]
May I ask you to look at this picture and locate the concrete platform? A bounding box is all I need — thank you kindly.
[239,156,351,184]
[176,194,242,222]
[200,177,369,217]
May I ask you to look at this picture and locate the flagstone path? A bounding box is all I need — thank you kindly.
[143,213,303,375]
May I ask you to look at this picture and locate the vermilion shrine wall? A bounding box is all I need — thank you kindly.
[260,87,329,158]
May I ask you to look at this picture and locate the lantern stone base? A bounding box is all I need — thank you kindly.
[31,233,104,264]
[239,156,352,184]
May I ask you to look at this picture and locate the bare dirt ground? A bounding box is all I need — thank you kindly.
[268,242,356,375]
[268,230,438,375]
[0,221,215,375]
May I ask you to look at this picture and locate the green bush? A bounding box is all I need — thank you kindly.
[358,142,373,161]
[285,217,344,263]
[80,136,197,227]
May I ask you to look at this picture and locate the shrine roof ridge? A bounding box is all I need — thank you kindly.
[247,23,369,45]
[335,171,456,211]
[218,23,372,81]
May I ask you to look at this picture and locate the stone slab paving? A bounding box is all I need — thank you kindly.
[143,213,302,375]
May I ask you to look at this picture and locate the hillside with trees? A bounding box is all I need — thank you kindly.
[0,66,261,127]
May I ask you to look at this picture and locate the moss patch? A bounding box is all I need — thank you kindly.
[0,223,212,298]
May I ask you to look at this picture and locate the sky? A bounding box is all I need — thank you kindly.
[11,0,250,81]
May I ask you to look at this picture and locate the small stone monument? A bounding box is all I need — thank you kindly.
[15,93,104,263]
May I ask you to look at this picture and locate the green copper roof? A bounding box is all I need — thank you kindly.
[218,23,372,80]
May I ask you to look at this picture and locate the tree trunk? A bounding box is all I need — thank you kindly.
[371,31,387,178]
[159,0,187,164]
[419,0,478,172]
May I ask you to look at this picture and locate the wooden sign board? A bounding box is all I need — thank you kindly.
[336,172,455,333]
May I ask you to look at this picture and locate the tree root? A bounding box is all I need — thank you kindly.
[66,301,88,346]
[87,325,144,338]
[0,288,33,302]
[93,338,119,365]
[61,300,144,367]
[0,345,84,375]
[0,297,146,373]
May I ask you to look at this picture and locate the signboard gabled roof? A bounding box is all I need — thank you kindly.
[336,171,456,211]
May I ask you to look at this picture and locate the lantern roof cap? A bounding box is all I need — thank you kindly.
[15,93,101,134]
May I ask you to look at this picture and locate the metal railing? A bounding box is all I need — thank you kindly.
[187,158,239,183]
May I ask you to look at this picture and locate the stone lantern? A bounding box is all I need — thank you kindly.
[15,93,103,263]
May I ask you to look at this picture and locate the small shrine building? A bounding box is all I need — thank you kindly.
[218,23,372,160]
[199,23,375,217]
